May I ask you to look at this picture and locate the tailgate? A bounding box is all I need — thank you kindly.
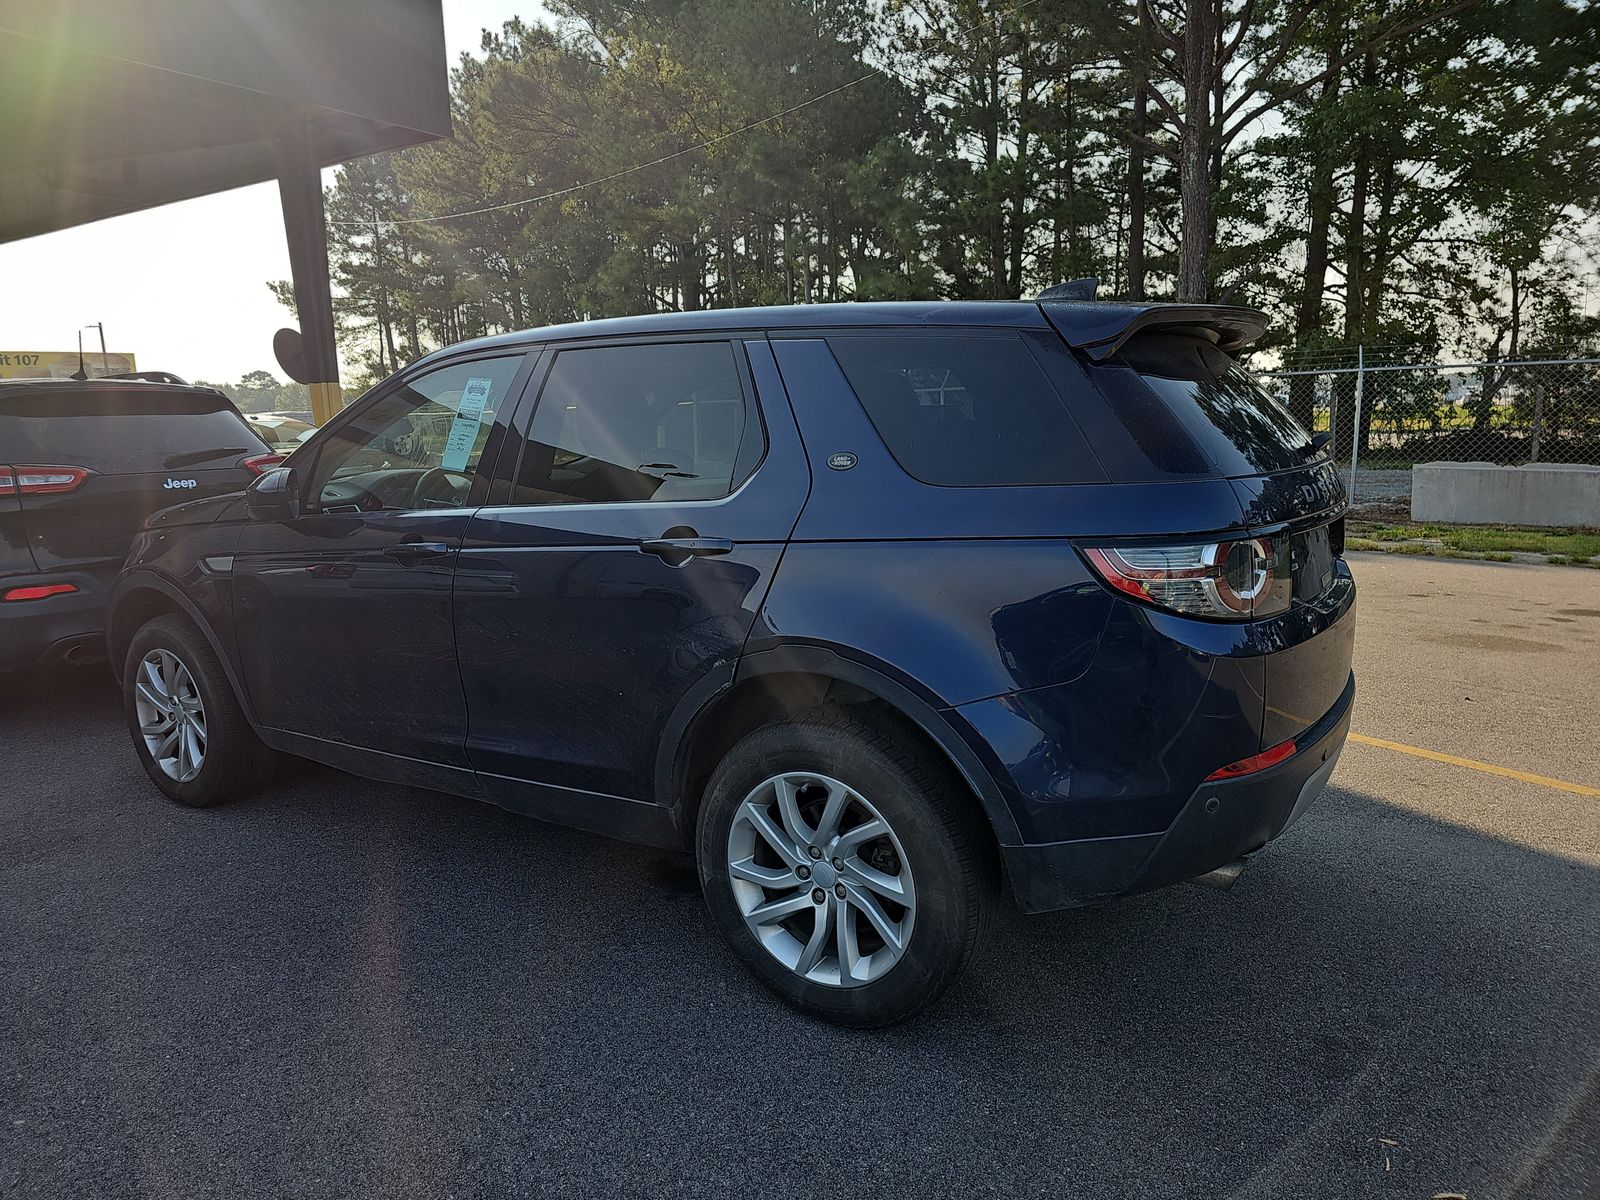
[0,475,40,577]
[1,383,269,578]
[1099,325,1356,746]
[20,467,257,577]
[1232,459,1355,743]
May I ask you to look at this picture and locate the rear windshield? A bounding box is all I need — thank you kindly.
[826,333,1106,486]
[1116,332,1315,475]
[0,388,267,475]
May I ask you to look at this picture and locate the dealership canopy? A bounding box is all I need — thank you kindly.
[0,0,451,419]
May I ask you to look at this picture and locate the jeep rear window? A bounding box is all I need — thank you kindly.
[0,388,267,475]
[826,333,1106,486]
[1116,332,1315,476]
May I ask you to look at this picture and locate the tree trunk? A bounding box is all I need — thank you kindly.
[1207,0,1225,280]
[1008,36,1032,298]
[1334,52,1375,459]
[827,204,842,300]
[1176,0,1216,302]
[1358,152,1399,452]
[783,213,795,303]
[1128,80,1148,300]
[1287,166,1333,430]
[985,59,1005,299]
[1471,267,1520,434]
[679,237,701,312]
[1288,50,1342,431]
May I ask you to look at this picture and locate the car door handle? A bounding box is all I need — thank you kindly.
[382,541,450,564]
[639,536,734,561]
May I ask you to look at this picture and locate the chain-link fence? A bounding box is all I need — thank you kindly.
[1257,356,1600,507]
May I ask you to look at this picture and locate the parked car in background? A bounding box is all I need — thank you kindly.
[244,412,317,454]
[107,300,1355,1026]
[1,379,280,671]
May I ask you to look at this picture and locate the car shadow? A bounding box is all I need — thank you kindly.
[3,664,1596,1199]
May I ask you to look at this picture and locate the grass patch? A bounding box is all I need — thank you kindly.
[1350,522,1600,560]
[1346,538,1504,562]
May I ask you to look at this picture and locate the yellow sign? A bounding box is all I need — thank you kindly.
[0,351,137,380]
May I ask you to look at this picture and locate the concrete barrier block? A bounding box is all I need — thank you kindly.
[1411,461,1600,526]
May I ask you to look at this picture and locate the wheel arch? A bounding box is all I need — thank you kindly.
[660,644,1022,850]
[107,572,257,724]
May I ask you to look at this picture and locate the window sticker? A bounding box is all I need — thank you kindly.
[441,377,494,472]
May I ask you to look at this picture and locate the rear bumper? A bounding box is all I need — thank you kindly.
[1001,672,1354,913]
[0,571,109,671]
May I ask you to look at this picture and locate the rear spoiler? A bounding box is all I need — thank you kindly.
[1038,301,1268,362]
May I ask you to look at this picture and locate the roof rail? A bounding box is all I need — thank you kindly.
[104,370,191,385]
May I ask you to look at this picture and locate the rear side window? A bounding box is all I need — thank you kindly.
[826,333,1106,486]
[0,388,267,475]
[1117,333,1315,475]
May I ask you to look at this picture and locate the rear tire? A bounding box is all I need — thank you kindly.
[123,614,276,807]
[696,705,992,1027]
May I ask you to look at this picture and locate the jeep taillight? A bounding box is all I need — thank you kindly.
[241,453,286,475]
[1082,536,1291,621]
[0,465,92,495]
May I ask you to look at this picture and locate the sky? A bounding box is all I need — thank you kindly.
[0,0,539,383]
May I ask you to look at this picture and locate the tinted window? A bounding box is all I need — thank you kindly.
[1117,332,1315,475]
[1022,330,1213,480]
[511,341,756,505]
[0,387,268,474]
[311,356,524,513]
[826,334,1105,486]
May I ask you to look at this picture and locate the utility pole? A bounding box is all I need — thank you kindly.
[275,115,342,424]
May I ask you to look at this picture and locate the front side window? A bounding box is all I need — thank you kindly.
[511,341,758,505]
[310,356,524,513]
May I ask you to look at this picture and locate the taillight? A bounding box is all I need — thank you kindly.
[241,454,286,475]
[0,465,92,495]
[1205,738,1296,781]
[1082,535,1291,621]
[2,582,78,602]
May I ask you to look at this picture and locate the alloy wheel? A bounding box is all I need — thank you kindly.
[726,772,916,988]
[133,648,208,783]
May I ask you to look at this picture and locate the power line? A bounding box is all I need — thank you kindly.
[332,71,877,229]
[332,0,1045,230]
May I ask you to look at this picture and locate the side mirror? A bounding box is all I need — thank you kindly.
[245,466,301,522]
[1311,431,1333,454]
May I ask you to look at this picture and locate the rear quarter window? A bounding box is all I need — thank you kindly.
[0,388,267,474]
[825,332,1107,486]
[1115,332,1316,476]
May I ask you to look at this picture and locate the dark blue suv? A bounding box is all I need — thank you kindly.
[108,300,1355,1026]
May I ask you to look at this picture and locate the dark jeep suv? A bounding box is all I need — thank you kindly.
[108,301,1355,1026]
[1,379,278,672]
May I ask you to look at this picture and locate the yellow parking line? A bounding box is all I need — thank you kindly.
[1348,733,1600,798]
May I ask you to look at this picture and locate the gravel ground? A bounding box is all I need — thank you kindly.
[2,553,1597,1199]
[1342,467,1413,505]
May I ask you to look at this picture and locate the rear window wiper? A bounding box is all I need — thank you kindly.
[163,446,252,468]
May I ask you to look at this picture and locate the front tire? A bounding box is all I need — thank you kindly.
[123,614,276,807]
[696,706,992,1027]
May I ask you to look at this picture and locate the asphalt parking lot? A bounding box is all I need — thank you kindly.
[3,553,1598,1199]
